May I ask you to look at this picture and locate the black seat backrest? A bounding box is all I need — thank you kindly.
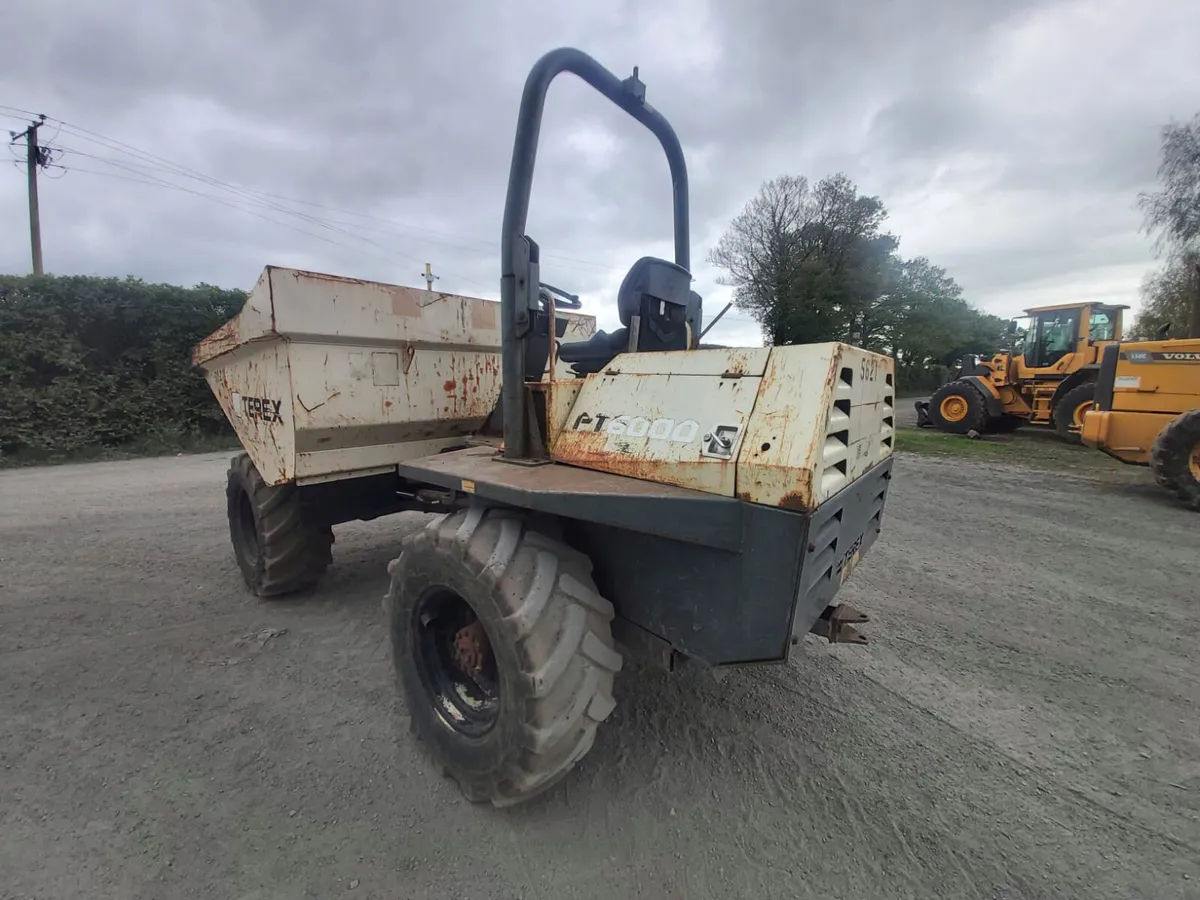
[555,256,701,376]
[617,256,701,352]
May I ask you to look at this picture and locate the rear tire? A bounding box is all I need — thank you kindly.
[226,453,334,596]
[385,506,623,807]
[927,381,989,434]
[1053,382,1096,444]
[1149,410,1200,511]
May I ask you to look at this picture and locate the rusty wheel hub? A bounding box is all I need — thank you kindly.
[412,588,500,737]
[453,619,490,676]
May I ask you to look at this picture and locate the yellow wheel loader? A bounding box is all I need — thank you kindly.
[915,301,1127,441]
[194,48,896,807]
[1082,337,1200,510]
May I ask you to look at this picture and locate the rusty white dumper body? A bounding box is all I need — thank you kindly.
[546,343,894,509]
[199,46,899,812]
[193,266,596,487]
[195,265,893,509]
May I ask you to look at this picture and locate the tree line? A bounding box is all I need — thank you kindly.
[708,173,1006,394]
[0,274,244,462]
[709,110,1200,389]
[1132,112,1200,339]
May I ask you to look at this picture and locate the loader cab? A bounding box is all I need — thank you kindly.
[1013,303,1127,372]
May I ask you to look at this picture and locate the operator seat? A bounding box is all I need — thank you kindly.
[557,256,702,376]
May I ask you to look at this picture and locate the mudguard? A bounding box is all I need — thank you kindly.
[961,376,1004,418]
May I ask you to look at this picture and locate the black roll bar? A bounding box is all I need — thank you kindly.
[499,47,691,459]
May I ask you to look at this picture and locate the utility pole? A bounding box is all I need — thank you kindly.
[423,262,439,292]
[11,114,47,275]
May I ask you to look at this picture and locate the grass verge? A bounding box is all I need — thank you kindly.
[894,426,1133,475]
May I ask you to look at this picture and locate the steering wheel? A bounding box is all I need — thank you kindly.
[538,282,582,310]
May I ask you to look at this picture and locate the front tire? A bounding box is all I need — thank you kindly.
[1053,382,1096,443]
[385,506,623,807]
[226,453,334,596]
[927,381,989,435]
[1149,410,1200,511]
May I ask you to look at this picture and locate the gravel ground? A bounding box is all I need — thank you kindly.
[1,451,1197,900]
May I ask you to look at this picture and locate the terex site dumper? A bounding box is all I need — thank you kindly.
[195,47,897,807]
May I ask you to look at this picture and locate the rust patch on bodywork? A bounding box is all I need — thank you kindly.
[193,317,242,365]
[470,301,498,330]
[286,267,372,287]
[553,430,733,493]
[717,348,765,377]
[735,463,814,511]
[777,491,811,511]
[390,288,421,317]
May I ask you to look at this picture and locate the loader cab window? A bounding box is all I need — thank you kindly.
[1010,317,1030,355]
[1027,308,1081,368]
[1088,308,1118,342]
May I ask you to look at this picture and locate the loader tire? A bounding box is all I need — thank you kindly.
[226,453,334,596]
[926,380,988,435]
[1149,410,1200,511]
[385,506,622,807]
[1053,382,1096,443]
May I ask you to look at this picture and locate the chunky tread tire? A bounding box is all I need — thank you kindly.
[226,453,334,596]
[927,380,989,435]
[1052,382,1096,444]
[1149,410,1200,511]
[385,506,622,807]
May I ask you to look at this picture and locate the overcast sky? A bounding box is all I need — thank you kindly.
[2,0,1197,345]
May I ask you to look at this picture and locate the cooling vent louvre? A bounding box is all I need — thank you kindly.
[820,366,854,497]
[881,389,895,453]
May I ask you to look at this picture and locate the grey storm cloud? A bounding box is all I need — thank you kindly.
[2,0,1198,345]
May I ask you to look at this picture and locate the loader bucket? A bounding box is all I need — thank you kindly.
[914,400,932,428]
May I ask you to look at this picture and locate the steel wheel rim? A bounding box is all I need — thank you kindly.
[412,587,500,738]
[1190,443,1200,481]
[940,396,968,422]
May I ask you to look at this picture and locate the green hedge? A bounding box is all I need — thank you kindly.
[0,271,961,463]
[0,273,246,462]
[895,364,954,398]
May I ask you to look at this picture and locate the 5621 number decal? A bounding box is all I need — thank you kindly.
[859,356,881,382]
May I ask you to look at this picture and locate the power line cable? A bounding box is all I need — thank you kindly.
[55,162,487,278]
[5,105,763,323]
[46,118,622,273]
[47,141,494,291]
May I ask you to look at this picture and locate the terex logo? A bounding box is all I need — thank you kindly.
[231,391,283,423]
[572,412,700,443]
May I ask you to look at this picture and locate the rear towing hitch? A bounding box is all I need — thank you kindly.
[809,603,870,645]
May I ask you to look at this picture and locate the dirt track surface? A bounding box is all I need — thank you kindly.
[2,452,1198,900]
